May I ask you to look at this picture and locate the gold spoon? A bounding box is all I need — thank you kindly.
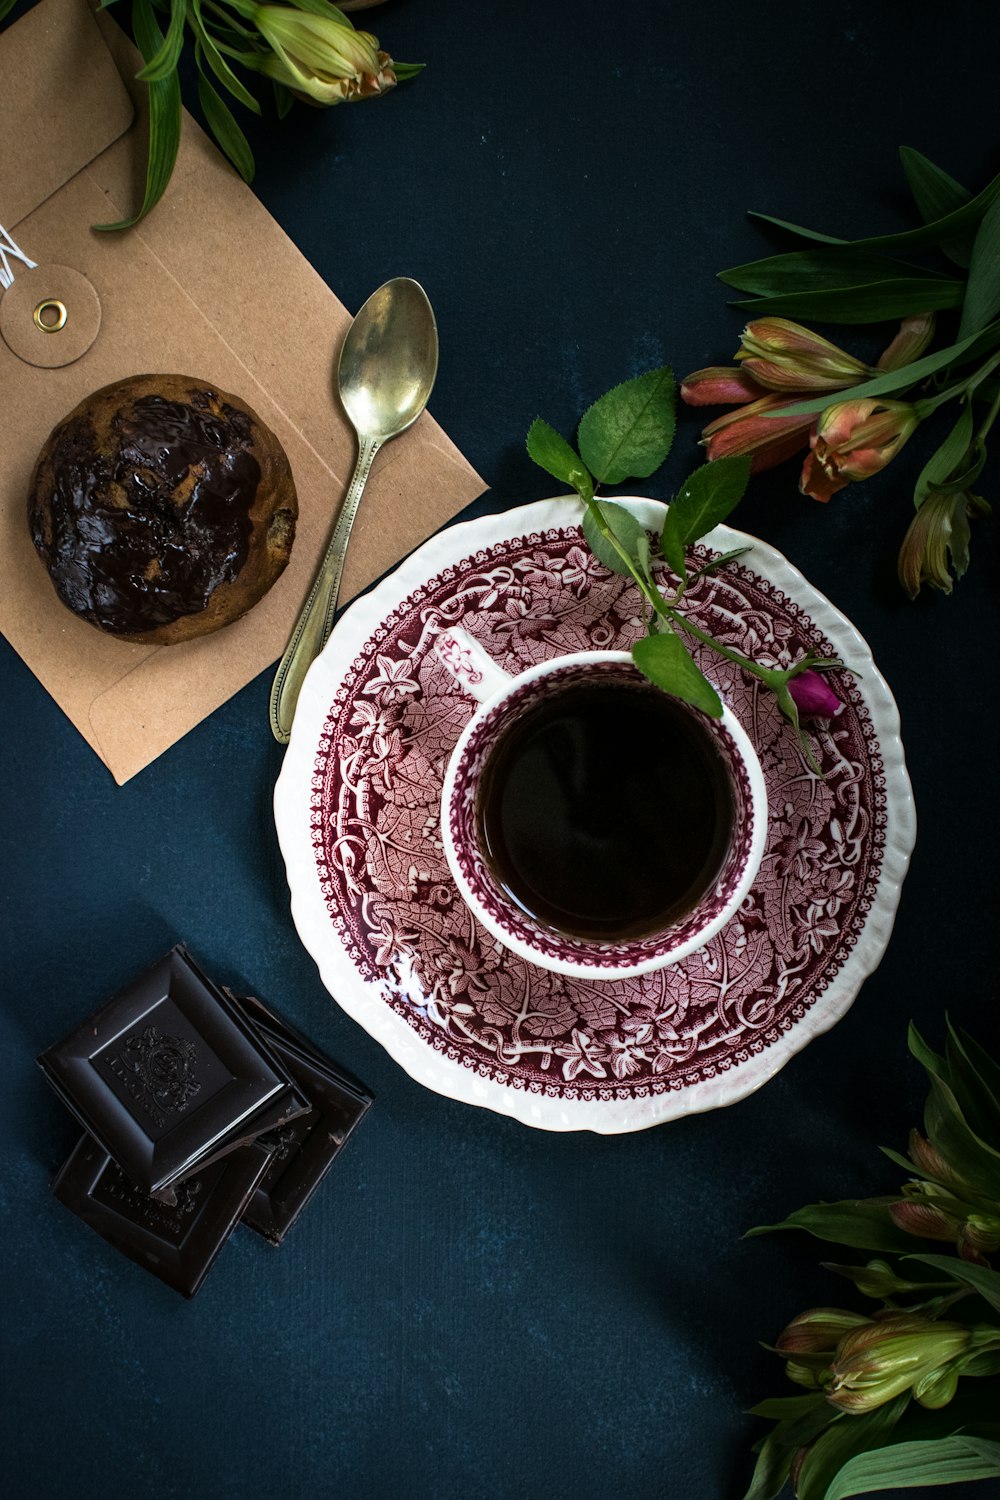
[269,277,439,743]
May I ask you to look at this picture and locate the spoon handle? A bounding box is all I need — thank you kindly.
[269,433,381,744]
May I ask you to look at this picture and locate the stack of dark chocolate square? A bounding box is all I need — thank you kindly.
[38,945,372,1297]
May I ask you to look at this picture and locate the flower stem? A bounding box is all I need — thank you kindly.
[977,384,1000,444]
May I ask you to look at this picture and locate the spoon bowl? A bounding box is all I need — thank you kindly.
[269,277,439,743]
[339,278,438,441]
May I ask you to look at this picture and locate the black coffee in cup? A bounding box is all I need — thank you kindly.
[476,677,734,942]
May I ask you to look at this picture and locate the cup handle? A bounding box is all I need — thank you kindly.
[434,626,513,704]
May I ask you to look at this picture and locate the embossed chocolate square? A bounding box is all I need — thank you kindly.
[229,992,373,1246]
[38,946,303,1195]
[53,1133,275,1298]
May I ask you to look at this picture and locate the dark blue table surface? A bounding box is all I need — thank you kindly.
[3,3,999,1497]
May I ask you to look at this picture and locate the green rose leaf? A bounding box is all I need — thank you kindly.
[577,367,676,484]
[631,632,722,717]
[746,1200,918,1254]
[526,419,594,500]
[582,501,648,578]
[662,456,751,556]
[95,0,182,231]
[822,1435,1000,1500]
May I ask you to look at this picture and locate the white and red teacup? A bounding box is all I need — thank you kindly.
[435,626,768,981]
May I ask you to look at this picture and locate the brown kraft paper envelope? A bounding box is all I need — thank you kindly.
[0,0,486,784]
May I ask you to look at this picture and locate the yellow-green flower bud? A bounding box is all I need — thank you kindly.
[827,1316,985,1414]
[252,6,396,104]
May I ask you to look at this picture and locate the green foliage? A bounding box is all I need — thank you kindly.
[96,0,182,231]
[744,1025,1000,1499]
[83,0,415,228]
[823,1436,1000,1499]
[524,374,840,758]
[577,368,676,484]
[631,633,723,717]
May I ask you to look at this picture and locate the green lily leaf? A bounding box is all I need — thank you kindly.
[729,278,964,324]
[749,1395,832,1422]
[282,0,351,22]
[743,1399,841,1500]
[272,80,293,118]
[764,319,1000,417]
[0,0,19,20]
[631,632,722,717]
[923,1070,1000,1201]
[741,1430,793,1500]
[582,501,648,579]
[822,1434,1000,1500]
[796,1394,910,1500]
[190,0,261,113]
[951,1027,1000,1139]
[747,1200,918,1254]
[661,457,751,564]
[577,367,676,484]
[196,68,255,183]
[906,1256,1000,1318]
[749,167,1000,257]
[913,406,975,509]
[526,419,593,501]
[95,0,182,230]
[719,249,959,297]
[959,190,1000,338]
[136,0,187,82]
[899,145,973,268]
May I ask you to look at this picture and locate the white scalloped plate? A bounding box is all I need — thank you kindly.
[274,499,915,1132]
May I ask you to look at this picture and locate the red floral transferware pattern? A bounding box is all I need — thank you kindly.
[310,526,884,1103]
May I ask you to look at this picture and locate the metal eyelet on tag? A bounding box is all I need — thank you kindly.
[1,264,101,368]
[33,298,69,333]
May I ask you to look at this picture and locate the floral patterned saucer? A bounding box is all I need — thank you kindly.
[274,498,915,1132]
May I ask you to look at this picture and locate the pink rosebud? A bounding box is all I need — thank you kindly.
[787,670,842,720]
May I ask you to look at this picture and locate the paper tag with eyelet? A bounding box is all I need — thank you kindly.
[0,263,101,368]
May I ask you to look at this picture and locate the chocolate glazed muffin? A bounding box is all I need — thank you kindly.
[28,374,298,644]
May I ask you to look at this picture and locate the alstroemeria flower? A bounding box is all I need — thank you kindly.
[897,489,989,599]
[800,398,919,502]
[877,313,936,372]
[736,318,873,394]
[787,669,842,720]
[700,393,817,474]
[679,366,769,406]
[776,1308,868,1357]
[826,1315,998,1414]
[252,6,397,104]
